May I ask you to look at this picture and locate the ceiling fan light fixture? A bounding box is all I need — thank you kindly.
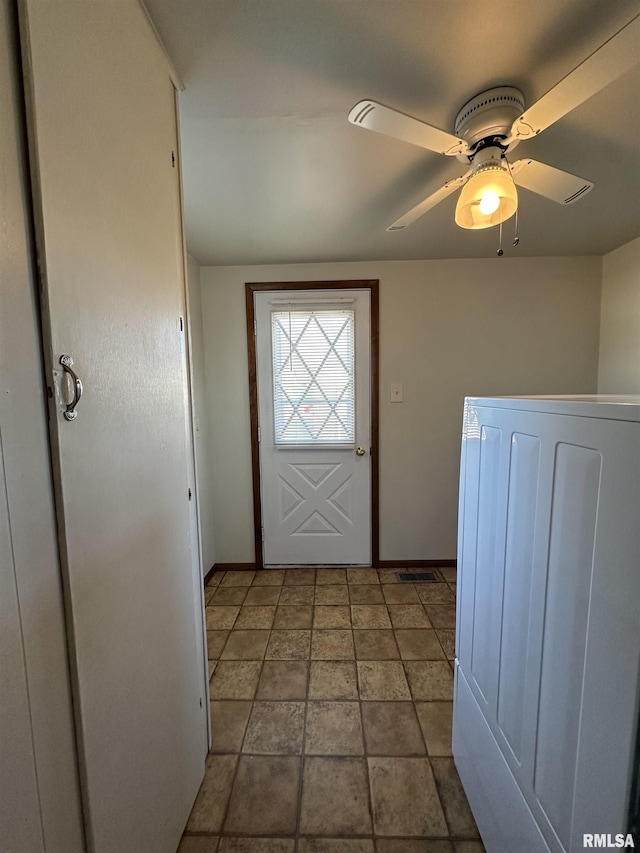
[455,147,518,230]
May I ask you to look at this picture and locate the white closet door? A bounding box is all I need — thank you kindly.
[20,2,208,851]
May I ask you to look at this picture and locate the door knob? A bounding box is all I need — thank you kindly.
[355,447,366,456]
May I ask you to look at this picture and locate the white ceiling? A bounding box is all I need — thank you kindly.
[144,0,640,266]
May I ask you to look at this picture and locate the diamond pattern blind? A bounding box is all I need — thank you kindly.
[272,308,355,445]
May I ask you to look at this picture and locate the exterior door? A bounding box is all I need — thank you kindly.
[19,2,208,851]
[253,287,373,566]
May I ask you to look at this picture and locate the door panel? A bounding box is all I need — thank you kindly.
[255,289,372,565]
[20,2,207,851]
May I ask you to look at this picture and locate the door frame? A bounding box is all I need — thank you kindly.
[246,280,380,569]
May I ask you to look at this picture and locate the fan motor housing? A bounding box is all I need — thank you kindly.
[455,87,525,154]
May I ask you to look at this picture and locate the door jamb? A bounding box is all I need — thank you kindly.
[245,280,380,570]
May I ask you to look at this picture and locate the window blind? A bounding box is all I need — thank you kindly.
[271,308,355,446]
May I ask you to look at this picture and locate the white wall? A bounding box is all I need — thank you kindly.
[186,254,216,571]
[598,236,640,393]
[0,0,84,848]
[201,256,601,562]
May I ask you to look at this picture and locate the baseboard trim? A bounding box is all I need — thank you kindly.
[204,558,456,586]
[204,562,256,586]
[377,559,457,569]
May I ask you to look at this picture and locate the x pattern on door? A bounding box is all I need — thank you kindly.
[279,461,353,537]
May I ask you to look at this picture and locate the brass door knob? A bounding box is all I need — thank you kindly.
[355,447,366,456]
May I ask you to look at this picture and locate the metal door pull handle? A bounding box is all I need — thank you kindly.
[60,355,83,421]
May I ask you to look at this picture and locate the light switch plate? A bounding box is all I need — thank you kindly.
[390,382,403,403]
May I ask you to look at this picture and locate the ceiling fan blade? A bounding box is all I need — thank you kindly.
[510,158,593,204]
[349,100,469,157]
[510,15,640,141]
[387,171,471,231]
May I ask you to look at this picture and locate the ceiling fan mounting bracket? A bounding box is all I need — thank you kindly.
[454,87,525,155]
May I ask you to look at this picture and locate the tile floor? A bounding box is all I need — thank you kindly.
[179,567,484,853]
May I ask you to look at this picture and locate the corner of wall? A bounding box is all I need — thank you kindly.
[597,237,640,394]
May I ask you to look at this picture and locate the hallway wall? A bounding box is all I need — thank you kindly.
[200,256,601,563]
[187,254,216,571]
[598,236,640,393]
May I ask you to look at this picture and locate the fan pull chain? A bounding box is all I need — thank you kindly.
[513,208,520,246]
[497,221,504,256]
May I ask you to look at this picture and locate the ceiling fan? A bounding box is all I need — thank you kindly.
[348,15,640,233]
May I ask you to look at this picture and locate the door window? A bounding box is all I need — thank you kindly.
[271,308,355,446]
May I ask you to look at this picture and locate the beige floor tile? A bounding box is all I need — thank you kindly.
[311,630,355,660]
[211,586,248,606]
[205,586,218,605]
[417,584,455,605]
[207,630,229,660]
[206,606,240,630]
[244,586,281,606]
[209,660,216,681]
[368,757,448,836]
[308,661,358,700]
[377,841,453,853]
[387,605,430,629]
[348,585,384,604]
[210,700,252,752]
[438,567,457,583]
[234,607,276,630]
[361,702,426,755]
[453,844,485,853]
[252,569,285,586]
[300,757,372,835]
[315,585,350,605]
[353,630,399,660]
[219,840,294,853]
[256,660,309,700]
[357,661,410,700]
[316,568,347,585]
[209,586,248,607]
[178,836,220,852]
[243,701,305,754]
[314,605,351,629]
[394,629,445,660]
[273,605,313,629]
[210,661,262,700]
[431,758,480,838]
[382,584,420,604]
[225,755,300,835]
[266,630,311,660]
[186,753,237,832]
[284,568,316,585]
[376,569,401,584]
[221,630,270,661]
[351,605,391,629]
[404,661,453,701]
[305,701,364,755]
[347,568,379,584]
[220,571,256,587]
[279,585,315,605]
[415,702,453,756]
[299,841,373,853]
[210,571,226,586]
[423,605,456,629]
[435,629,456,660]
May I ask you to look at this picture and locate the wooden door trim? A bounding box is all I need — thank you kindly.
[246,280,380,569]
